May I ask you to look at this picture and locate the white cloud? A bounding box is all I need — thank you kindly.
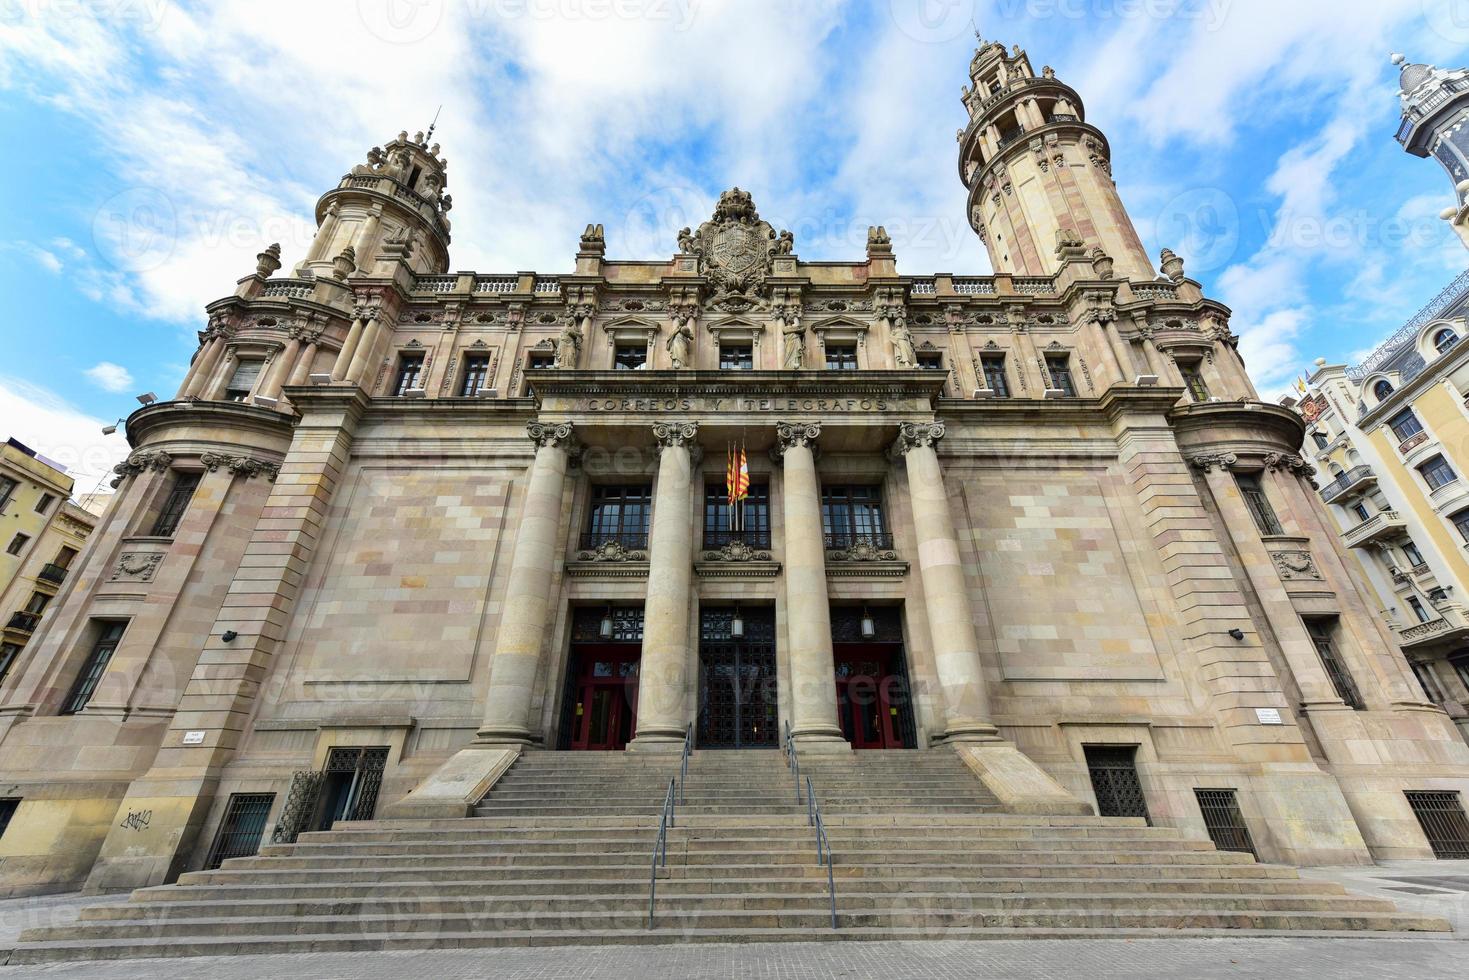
[0,377,130,492]
[83,362,134,393]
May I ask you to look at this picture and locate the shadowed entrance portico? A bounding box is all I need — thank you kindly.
[697,607,778,748]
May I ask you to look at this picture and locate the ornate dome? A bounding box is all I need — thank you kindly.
[1392,53,1434,93]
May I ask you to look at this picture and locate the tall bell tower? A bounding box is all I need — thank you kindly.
[1392,53,1469,250]
[957,39,1153,282]
[294,129,454,279]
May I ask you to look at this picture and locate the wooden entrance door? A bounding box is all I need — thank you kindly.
[834,647,906,749]
[568,646,640,750]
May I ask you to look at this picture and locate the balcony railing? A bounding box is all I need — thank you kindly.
[823,532,897,562]
[5,611,40,633]
[1318,465,1375,503]
[996,126,1026,150]
[578,531,649,552]
[37,563,68,585]
[1343,509,1406,549]
[703,528,772,550]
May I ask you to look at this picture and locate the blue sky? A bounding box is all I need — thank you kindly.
[2,0,1467,490]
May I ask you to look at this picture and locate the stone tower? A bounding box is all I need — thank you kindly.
[293,129,454,279]
[957,39,1153,282]
[1392,53,1469,250]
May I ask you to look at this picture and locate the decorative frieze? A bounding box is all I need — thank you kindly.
[575,540,648,563]
[1271,549,1323,581]
[110,552,164,583]
[701,539,772,563]
[110,450,173,488]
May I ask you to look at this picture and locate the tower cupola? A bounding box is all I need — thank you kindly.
[957,38,1153,281]
[295,130,454,279]
[1392,52,1469,250]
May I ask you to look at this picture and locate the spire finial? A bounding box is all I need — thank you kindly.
[426,104,442,142]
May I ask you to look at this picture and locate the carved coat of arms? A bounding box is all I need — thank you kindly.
[680,188,789,311]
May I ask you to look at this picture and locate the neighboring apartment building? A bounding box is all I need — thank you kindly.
[1296,54,1469,743]
[0,439,98,688]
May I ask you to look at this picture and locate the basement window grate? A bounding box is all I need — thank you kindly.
[1195,788,1257,858]
[1405,790,1469,859]
[1084,745,1151,824]
[204,793,276,870]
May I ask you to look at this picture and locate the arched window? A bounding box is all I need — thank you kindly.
[1373,379,1394,400]
[1434,327,1459,354]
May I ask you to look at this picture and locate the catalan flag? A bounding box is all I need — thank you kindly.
[735,442,750,502]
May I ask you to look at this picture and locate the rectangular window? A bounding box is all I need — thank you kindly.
[23,592,50,616]
[981,355,1010,397]
[1404,790,1469,859]
[1351,502,1370,522]
[33,493,55,514]
[703,484,771,549]
[5,533,28,556]
[821,486,889,549]
[1044,353,1076,396]
[719,344,753,370]
[1194,788,1257,857]
[825,344,858,371]
[459,355,491,396]
[0,477,17,513]
[1388,408,1424,442]
[917,352,944,371]
[528,352,555,371]
[1411,661,1447,702]
[223,358,264,402]
[1084,745,1150,823]
[60,621,127,715]
[1420,454,1458,491]
[204,793,276,870]
[1179,361,1210,401]
[1408,596,1431,623]
[1304,617,1364,709]
[1404,541,1426,567]
[0,798,17,840]
[1234,473,1284,536]
[0,642,22,685]
[1312,431,1329,449]
[583,485,653,550]
[1453,655,1469,694]
[150,472,200,537]
[613,345,647,370]
[392,353,424,395]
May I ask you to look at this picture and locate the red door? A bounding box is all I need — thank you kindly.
[834,646,905,749]
[568,647,639,751]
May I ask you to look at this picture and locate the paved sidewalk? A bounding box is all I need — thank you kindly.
[1299,859,1469,933]
[0,938,1465,979]
[0,892,130,950]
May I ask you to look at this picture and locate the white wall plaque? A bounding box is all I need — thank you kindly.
[182,730,206,745]
[1254,708,1282,725]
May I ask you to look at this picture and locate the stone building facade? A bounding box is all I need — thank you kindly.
[2,40,1468,898]
[0,439,97,693]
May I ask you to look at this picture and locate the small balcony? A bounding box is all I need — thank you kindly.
[1343,510,1407,549]
[36,563,68,585]
[1318,465,1376,504]
[996,126,1027,150]
[824,532,897,562]
[1399,604,1469,648]
[5,611,40,634]
[575,531,649,562]
[703,528,772,551]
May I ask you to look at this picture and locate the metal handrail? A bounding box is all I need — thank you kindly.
[647,777,675,929]
[678,723,692,804]
[783,720,802,804]
[805,775,837,929]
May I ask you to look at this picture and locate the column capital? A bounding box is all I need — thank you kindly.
[1264,451,1316,477]
[1187,451,1238,473]
[651,420,699,449]
[888,420,945,460]
[771,420,821,462]
[526,420,580,455]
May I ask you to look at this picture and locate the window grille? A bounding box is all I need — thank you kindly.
[1404,791,1469,858]
[1195,788,1257,857]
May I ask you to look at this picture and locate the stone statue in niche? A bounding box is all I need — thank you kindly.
[781,311,805,370]
[891,313,916,368]
[555,316,582,369]
[667,313,694,369]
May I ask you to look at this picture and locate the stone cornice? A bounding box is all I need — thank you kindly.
[124,399,297,450]
[1166,400,1306,452]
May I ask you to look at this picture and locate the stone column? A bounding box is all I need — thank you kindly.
[257,336,301,401]
[345,311,385,385]
[287,339,319,388]
[179,336,223,398]
[773,421,847,750]
[477,421,580,743]
[629,421,699,750]
[891,421,1000,740]
[331,311,368,381]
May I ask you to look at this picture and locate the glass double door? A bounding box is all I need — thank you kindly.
[698,608,778,749]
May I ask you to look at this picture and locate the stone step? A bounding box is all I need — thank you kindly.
[20,907,1450,945]
[85,891,1402,923]
[14,925,1459,964]
[300,824,1183,845]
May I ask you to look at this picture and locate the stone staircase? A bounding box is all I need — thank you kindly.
[5,749,1451,962]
